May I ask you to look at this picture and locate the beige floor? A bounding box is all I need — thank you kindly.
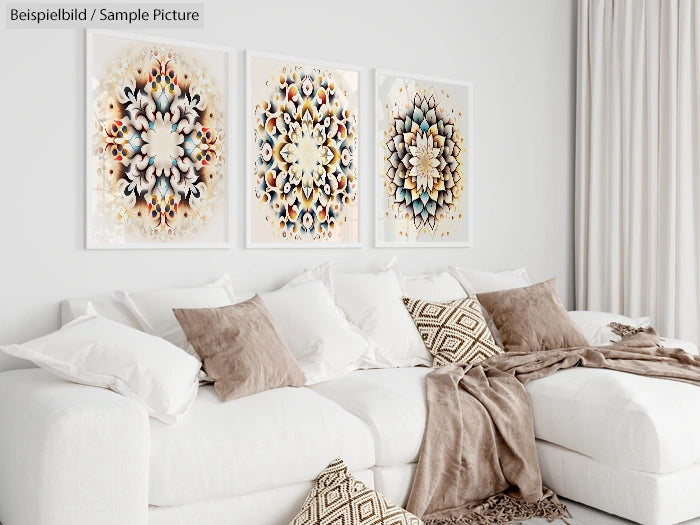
[525,499,700,525]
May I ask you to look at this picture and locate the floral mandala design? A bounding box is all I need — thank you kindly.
[383,89,464,236]
[253,66,358,240]
[93,46,224,241]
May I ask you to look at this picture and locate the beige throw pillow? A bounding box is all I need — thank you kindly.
[403,297,502,367]
[477,278,588,353]
[173,296,305,402]
[290,458,423,525]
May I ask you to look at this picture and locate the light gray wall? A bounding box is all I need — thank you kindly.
[0,0,577,343]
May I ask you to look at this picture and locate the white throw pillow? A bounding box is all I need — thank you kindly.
[0,305,201,424]
[61,296,142,329]
[403,272,467,301]
[449,266,531,295]
[567,311,651,346]
[283,261,334,296]
[259,279,375,384]
[117,275,235,359]
[660,337,699,356]
[333,262,430,367]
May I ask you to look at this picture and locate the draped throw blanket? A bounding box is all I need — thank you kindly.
[406,341,700,524]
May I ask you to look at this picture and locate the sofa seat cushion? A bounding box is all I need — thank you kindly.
[310,368,431,466]
[149,470,376,525]
[527,367,700,474]
[149,385,375,507]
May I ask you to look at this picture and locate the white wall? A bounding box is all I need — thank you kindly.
[0,0,577,343]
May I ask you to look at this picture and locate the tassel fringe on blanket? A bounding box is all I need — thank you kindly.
[422,487,571,525]
[608,322,653,340]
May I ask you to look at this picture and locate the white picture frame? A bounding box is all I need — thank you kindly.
[246,50,363,248]
[86,30,232,249]
[374,69,474,248]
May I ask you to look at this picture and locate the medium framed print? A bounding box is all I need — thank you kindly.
[375,70,473,247]
[247,51,361,248]
[86,30,231,248]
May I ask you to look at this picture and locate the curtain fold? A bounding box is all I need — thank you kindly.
[576,0,700,344]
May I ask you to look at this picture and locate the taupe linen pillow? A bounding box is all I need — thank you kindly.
[477,278,587,353]
[173,295,305,402]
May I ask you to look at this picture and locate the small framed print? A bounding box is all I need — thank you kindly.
[86,30,231,249]
[375,69,473,247]
[247,51,362,248]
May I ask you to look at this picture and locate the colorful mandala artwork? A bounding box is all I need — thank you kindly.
[89,34,227,246]
[250,58,359,244]
[377,73,472,246]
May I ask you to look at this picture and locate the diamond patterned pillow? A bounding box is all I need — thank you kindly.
[290,458,423,525]
[402,296,502,367]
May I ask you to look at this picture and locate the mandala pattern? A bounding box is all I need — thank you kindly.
[383,88,464,238]
[291,458,423,525]
[403,296,501,368]
[253,65,358,241]
[93,45,225,241]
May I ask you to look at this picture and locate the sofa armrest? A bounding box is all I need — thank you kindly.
[0,369,149,525]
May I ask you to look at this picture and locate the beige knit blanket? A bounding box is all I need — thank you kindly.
[406,336,700,524]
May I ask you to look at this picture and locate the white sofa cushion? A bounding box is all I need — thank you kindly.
[333,264,429,367]
[312,362,700,476]
[116,275,235,359]
[260,280,375,384]
[567,310,651,346]
[61,296,142,329]
[283,261,335,297]
[148,470,375,525]
[148,385,375,507]
[310,368,431,466]
[448,266,531,294]
[567,311,698,354]
[660,337,698,355]
[402,272,466,301]
[527,367,700,474]
[1,307,201,424]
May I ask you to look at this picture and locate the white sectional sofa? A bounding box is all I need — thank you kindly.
[1,341,699,525]
[1,269,699,525]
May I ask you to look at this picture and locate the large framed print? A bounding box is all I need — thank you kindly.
[86,30,231,249]
[247,51,361,248]
[375,70,473,247]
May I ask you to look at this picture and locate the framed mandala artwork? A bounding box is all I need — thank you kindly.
[86,31,230,248]
[247,51,361,247]
[375,70,473,247]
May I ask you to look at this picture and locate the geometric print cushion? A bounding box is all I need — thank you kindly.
[290,458,423,525]
[402,296,502,368]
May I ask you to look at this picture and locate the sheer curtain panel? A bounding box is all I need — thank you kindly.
[575,0,700,343]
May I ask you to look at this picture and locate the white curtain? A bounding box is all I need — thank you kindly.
[576,0,700,344]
